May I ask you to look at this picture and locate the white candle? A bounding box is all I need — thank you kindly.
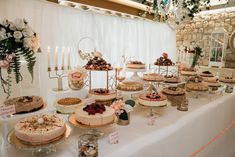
[55,46,58,68]
[68,47,71,69]
[62,46,65,69]
[47,46,51,69]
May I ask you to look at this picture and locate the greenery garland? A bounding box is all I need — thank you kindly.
[0,19,40,98]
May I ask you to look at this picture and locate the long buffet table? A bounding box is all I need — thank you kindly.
[1,91,235,157]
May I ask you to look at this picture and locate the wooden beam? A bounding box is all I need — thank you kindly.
[47,0,155,20]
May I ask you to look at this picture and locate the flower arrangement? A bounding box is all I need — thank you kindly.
[0,19,40,98]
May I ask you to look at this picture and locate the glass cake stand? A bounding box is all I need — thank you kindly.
[68,114,115,137]
[139,101,170,117]
[125,68,146,82]
[7,124,71,157]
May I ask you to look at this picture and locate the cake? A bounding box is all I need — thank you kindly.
[200,71,214,77]
[54,97,84,114]
[126,61,146,69]
[14,114,66,145]
[189,75,203,83]
[4,96,44,114]
[117,81,143,91]
[180,67,197,76]
[143,73,164,82]
[186,82,209,91]
[138,92,167,107]
[89,88,116,101]
[219,77,235,83]
[162,87,186,106]
[164,75,181,83]
[75,103,115,126]
[154,52,174,66]
[84,56,112,71]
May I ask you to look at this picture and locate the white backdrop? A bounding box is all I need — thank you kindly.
[0,0,176,103]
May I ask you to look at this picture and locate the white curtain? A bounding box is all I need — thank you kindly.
[0,0,176,103]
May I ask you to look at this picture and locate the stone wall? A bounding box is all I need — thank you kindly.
[176,11,235,68]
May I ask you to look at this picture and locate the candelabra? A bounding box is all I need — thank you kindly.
[48,66,69,91]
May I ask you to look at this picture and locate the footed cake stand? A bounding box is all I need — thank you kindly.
[68,114,115,137]
[125,68,146,82]
[139,101,169,117]
[8,124,71,157]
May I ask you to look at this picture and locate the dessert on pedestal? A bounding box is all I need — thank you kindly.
[14,114,66,145]
[180,67,197,76]
[219,76,235,83]
[143,73,164,82]
[88,88,116,101]
[75,103,115,126]
[84,53,112,71]
[164,75,181,83]
[162,87,186,106]
[126,60,146,69]
[54,97,84,114]
[4,96,44,114]
[200,71,214,77]
[154,53,174,66]
[138,92,167,107]
[117,81,144,91]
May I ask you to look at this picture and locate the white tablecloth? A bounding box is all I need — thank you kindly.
[1,92,235,157]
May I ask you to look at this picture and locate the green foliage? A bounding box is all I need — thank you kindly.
[21,50,36,81]
[191,46,203,68]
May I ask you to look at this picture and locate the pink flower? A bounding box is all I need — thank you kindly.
[111,100,124,111]
[0,60,10,68]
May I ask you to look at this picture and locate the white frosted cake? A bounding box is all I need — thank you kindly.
[75,103,115,126]
[14,114,66,145]
[138,92,167,107]
[55,97,84,114]
[88,88,116,101]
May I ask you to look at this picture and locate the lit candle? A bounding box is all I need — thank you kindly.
[68,47,71,69]
[55,46,58,69]
[62,46,65,69]
[47,46,51,70]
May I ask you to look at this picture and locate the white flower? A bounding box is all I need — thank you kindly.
[14,18,25,30]
[1,19,9,27]
[0,28,7,40]
[22,27,34,37]
[23,36,40,52]
[13,31,23,39]
[9,22,16,30]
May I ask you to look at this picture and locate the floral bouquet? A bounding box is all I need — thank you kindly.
[0,19,40,98]
[68,66,87,90]
[111,100,135,125]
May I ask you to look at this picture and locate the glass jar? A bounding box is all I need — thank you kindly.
[68,79,84,90]
[78,134,98,157]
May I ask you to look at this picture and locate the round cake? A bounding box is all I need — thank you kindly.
[75,103,115,126]
[180,67,197,76]
[154,53,174,66]
[117,81,143,91]
[126,61,146,69]
[219,77,235,83]
[14,114,66,145]
[164,75,181,83]
[84,56,112,71]
[55,97,84,114]
[138,92,167,107]
[200,71,214,77]
[4,96,44,114]
[186,82,209,91]
[162,87,186,106]
[143,73,164,82]
[89,88,116,101]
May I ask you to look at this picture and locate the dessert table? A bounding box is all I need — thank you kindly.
[1,92,235,157]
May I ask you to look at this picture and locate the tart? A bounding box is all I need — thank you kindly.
[126,61,146,69]
[154,52,174,66]
[4,96,44,114]
[55,97,84,114]
[75,103,115,126]
[138,92,167,107]
[219,77,235,83]
[14,114,66,145]
[186,82,208,91]
[143,73,164,82]
[117,81,143,91]
[200,71,214,77]
[89,88,116,101]
[164,75,181,83]
[162,87,186,106]
[180,67,197,76]
[84,56,112,71]
[189,75,203,83]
